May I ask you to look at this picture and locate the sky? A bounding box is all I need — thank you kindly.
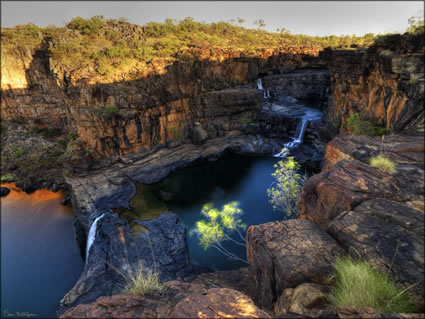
[1,1,424,36]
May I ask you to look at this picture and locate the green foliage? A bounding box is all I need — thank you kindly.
[408,76,418,85]
[1,173,15,182]
[2,16,380,81]
[331,257,415,313]
[369,155,397,173]
[195,202,247,263]
[267,151,305,217]
[196,202,245,249]
[407,16,424,35]
[0,121,6,135]
[121,266,163,296]
[31,126,62,138]
[66,15,106,35]
[105,104,118,113]
[241,117,253,126]
[379,50,393,56]
[168,126,184,140]
[346,113,389,136]
[15,146,26,157]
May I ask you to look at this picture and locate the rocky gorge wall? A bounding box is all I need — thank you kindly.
[324,33,424,133]
[1,44,329,172]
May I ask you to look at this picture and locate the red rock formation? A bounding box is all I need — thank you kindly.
[325,33,424,133]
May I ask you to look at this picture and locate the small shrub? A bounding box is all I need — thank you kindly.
[241,117,253,126]
[32,127,61,138]
[15,146,26,157]
[1,173,14,182]
[195,201,247,263]
[370,155,397,173]
[0,122,7,135]
[408,77,418,85]
[331,257,415,313]
[267,151,306,217]
[168,126,184,140]
[379,49,393,56]
[105,104,118,113]
[121,267,163,296]
[346,113,388,136]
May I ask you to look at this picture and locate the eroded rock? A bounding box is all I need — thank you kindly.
[274,283,330,317]
[246,219,345,309]
[328,199,424,310]
[169,288,271,318]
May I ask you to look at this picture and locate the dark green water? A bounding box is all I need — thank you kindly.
[1,184,84,319]
[124,153,302,270]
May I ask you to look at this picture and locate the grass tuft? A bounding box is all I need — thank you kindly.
[330,257,415,313]
[369,155,397,173]
[121,265,163,296]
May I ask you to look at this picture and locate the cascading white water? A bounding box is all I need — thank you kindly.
[256,78,264,90]
[257,78,271,99]
[85,213,105,264]
[274,107,322,157]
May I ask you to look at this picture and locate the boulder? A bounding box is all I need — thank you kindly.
[169,288,271,318]
[246,219,345,309]
[274,283,330,317]
[328,199,424,310]
[191,125,208,144]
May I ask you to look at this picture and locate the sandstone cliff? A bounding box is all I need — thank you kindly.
[324,33,424,133]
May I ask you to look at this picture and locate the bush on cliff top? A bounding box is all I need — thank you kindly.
[331,257,415,313]
[2,16,378,81]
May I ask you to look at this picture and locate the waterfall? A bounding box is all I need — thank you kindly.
[256,78,264,90]
[274,119,308,157]
[257,78,271,99]
[85,213,105,264]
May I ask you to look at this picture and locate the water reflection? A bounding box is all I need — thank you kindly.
[1,183,84,318]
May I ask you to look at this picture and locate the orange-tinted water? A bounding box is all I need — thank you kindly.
[1,183,84,318]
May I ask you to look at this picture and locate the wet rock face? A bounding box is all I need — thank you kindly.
[325,33,424,133]
[246,219,345,310]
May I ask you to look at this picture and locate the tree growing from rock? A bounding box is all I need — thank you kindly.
[267,149,306,217]
[195,201,248,264]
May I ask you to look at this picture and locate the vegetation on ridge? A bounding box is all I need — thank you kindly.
[1,15,378,82]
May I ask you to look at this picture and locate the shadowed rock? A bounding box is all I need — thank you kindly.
[246,219,345,309]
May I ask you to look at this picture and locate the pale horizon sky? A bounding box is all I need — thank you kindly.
[1,1,424,36]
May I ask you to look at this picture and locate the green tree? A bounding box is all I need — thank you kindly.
[195,201,247,263]
[237,18,246,25]
[267,149,306,217]
[253,19,266,30]
[407,16,424,35]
